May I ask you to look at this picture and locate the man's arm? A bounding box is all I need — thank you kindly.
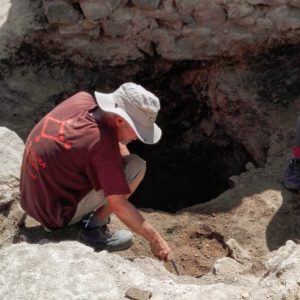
[107,194,172,261]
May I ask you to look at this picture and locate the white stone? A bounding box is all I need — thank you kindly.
[0,0,10,28]
[2,240,300,299]
[0,127,24,179]
[224,1,254,20]
[0,0,43,60]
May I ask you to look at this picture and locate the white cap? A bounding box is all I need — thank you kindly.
[94,82,162,144]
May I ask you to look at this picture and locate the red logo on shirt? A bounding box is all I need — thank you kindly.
[25,116,72,180]
[35,116,72,149]
[25,141,46,180]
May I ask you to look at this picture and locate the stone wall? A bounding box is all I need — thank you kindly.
[42,0,300,63]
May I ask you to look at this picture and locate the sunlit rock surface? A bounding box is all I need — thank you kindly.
[1,240,300,299]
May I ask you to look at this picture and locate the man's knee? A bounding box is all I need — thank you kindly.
[123,154,146,184]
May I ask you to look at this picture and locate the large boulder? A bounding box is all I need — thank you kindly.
[0,127,24,207]
[0,240,300,299]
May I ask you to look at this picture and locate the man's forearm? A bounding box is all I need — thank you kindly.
[107,196,162,243]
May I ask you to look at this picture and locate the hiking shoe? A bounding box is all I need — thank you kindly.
[283,158,300,190]
[80,223,134,252]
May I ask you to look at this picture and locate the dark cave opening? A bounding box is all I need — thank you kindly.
[128,137,252,212]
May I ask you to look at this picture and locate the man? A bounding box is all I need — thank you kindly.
[283,116,300,191]
[20,82,171,261]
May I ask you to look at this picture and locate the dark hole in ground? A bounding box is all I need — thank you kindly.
[129,140,252,212]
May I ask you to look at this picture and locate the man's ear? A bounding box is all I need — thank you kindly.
[114,116,126,128]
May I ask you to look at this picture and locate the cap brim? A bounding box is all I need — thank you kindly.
[94,91,162,144]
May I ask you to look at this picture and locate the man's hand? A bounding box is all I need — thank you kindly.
[107,195,172,261]
[149,237,172,261]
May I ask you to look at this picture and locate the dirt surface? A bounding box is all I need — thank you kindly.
[2,0,300,284]
[1,100,300,279]
[2,209,230,278]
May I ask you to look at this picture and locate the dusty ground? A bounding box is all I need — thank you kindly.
[0,206,232,278]
[1,101,300,279]
[1,0,300,283]
[2,99,300,278]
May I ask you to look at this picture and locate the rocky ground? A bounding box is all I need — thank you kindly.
[1,1,300,298]
[1,98,300,280]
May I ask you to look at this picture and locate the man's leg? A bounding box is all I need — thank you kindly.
[79,154,146,251]
[283,116,300,190]
[93,154,146,222]
[69,154,146,225]
[68,189,107,226]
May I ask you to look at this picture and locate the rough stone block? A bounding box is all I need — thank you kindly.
[289,0,300,8]
[254,17,273,32]
[174,0,202,15]
[43,0,80,24]
[224,1,254,19]
[267,5,293,31]
[129,10,158,35]
[102,8,132,37]
[132,0,160,10]
[0,127,24,179]
[58,22,100,39]
[232,8,261,27]
[80,0,122,21]
[212,257,244,275]
[162,0,176,13]
[125,287,152,300]
[247,0,273,4]
[193,3,226,26]
[146,9,181,29]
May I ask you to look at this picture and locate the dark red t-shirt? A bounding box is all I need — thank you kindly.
[20,92,130,229]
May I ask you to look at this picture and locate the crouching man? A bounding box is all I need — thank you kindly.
[20,82,171,261]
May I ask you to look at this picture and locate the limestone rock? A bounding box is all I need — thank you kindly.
[0,127,24,179]
[247,0,273,4]
[125,287,152,300]
[4,0,300,64]
[80,0,122,21]
[43,0,80,24]
[174,0,203,15]
[226,238,253,264]
[58,21,100,38]
[0,127,23,210]
[132,0,160,10]
[289,0,300,8]
[1,241,300,299]
[212,257,243,275]
[224,0,254,20]
[0,0,44,60]
[193,3,226,26]
[0,128,25,244]
[267,5,300,31]
[102,8,133,37]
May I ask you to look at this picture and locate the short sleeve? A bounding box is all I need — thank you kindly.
[86,126,130,196]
